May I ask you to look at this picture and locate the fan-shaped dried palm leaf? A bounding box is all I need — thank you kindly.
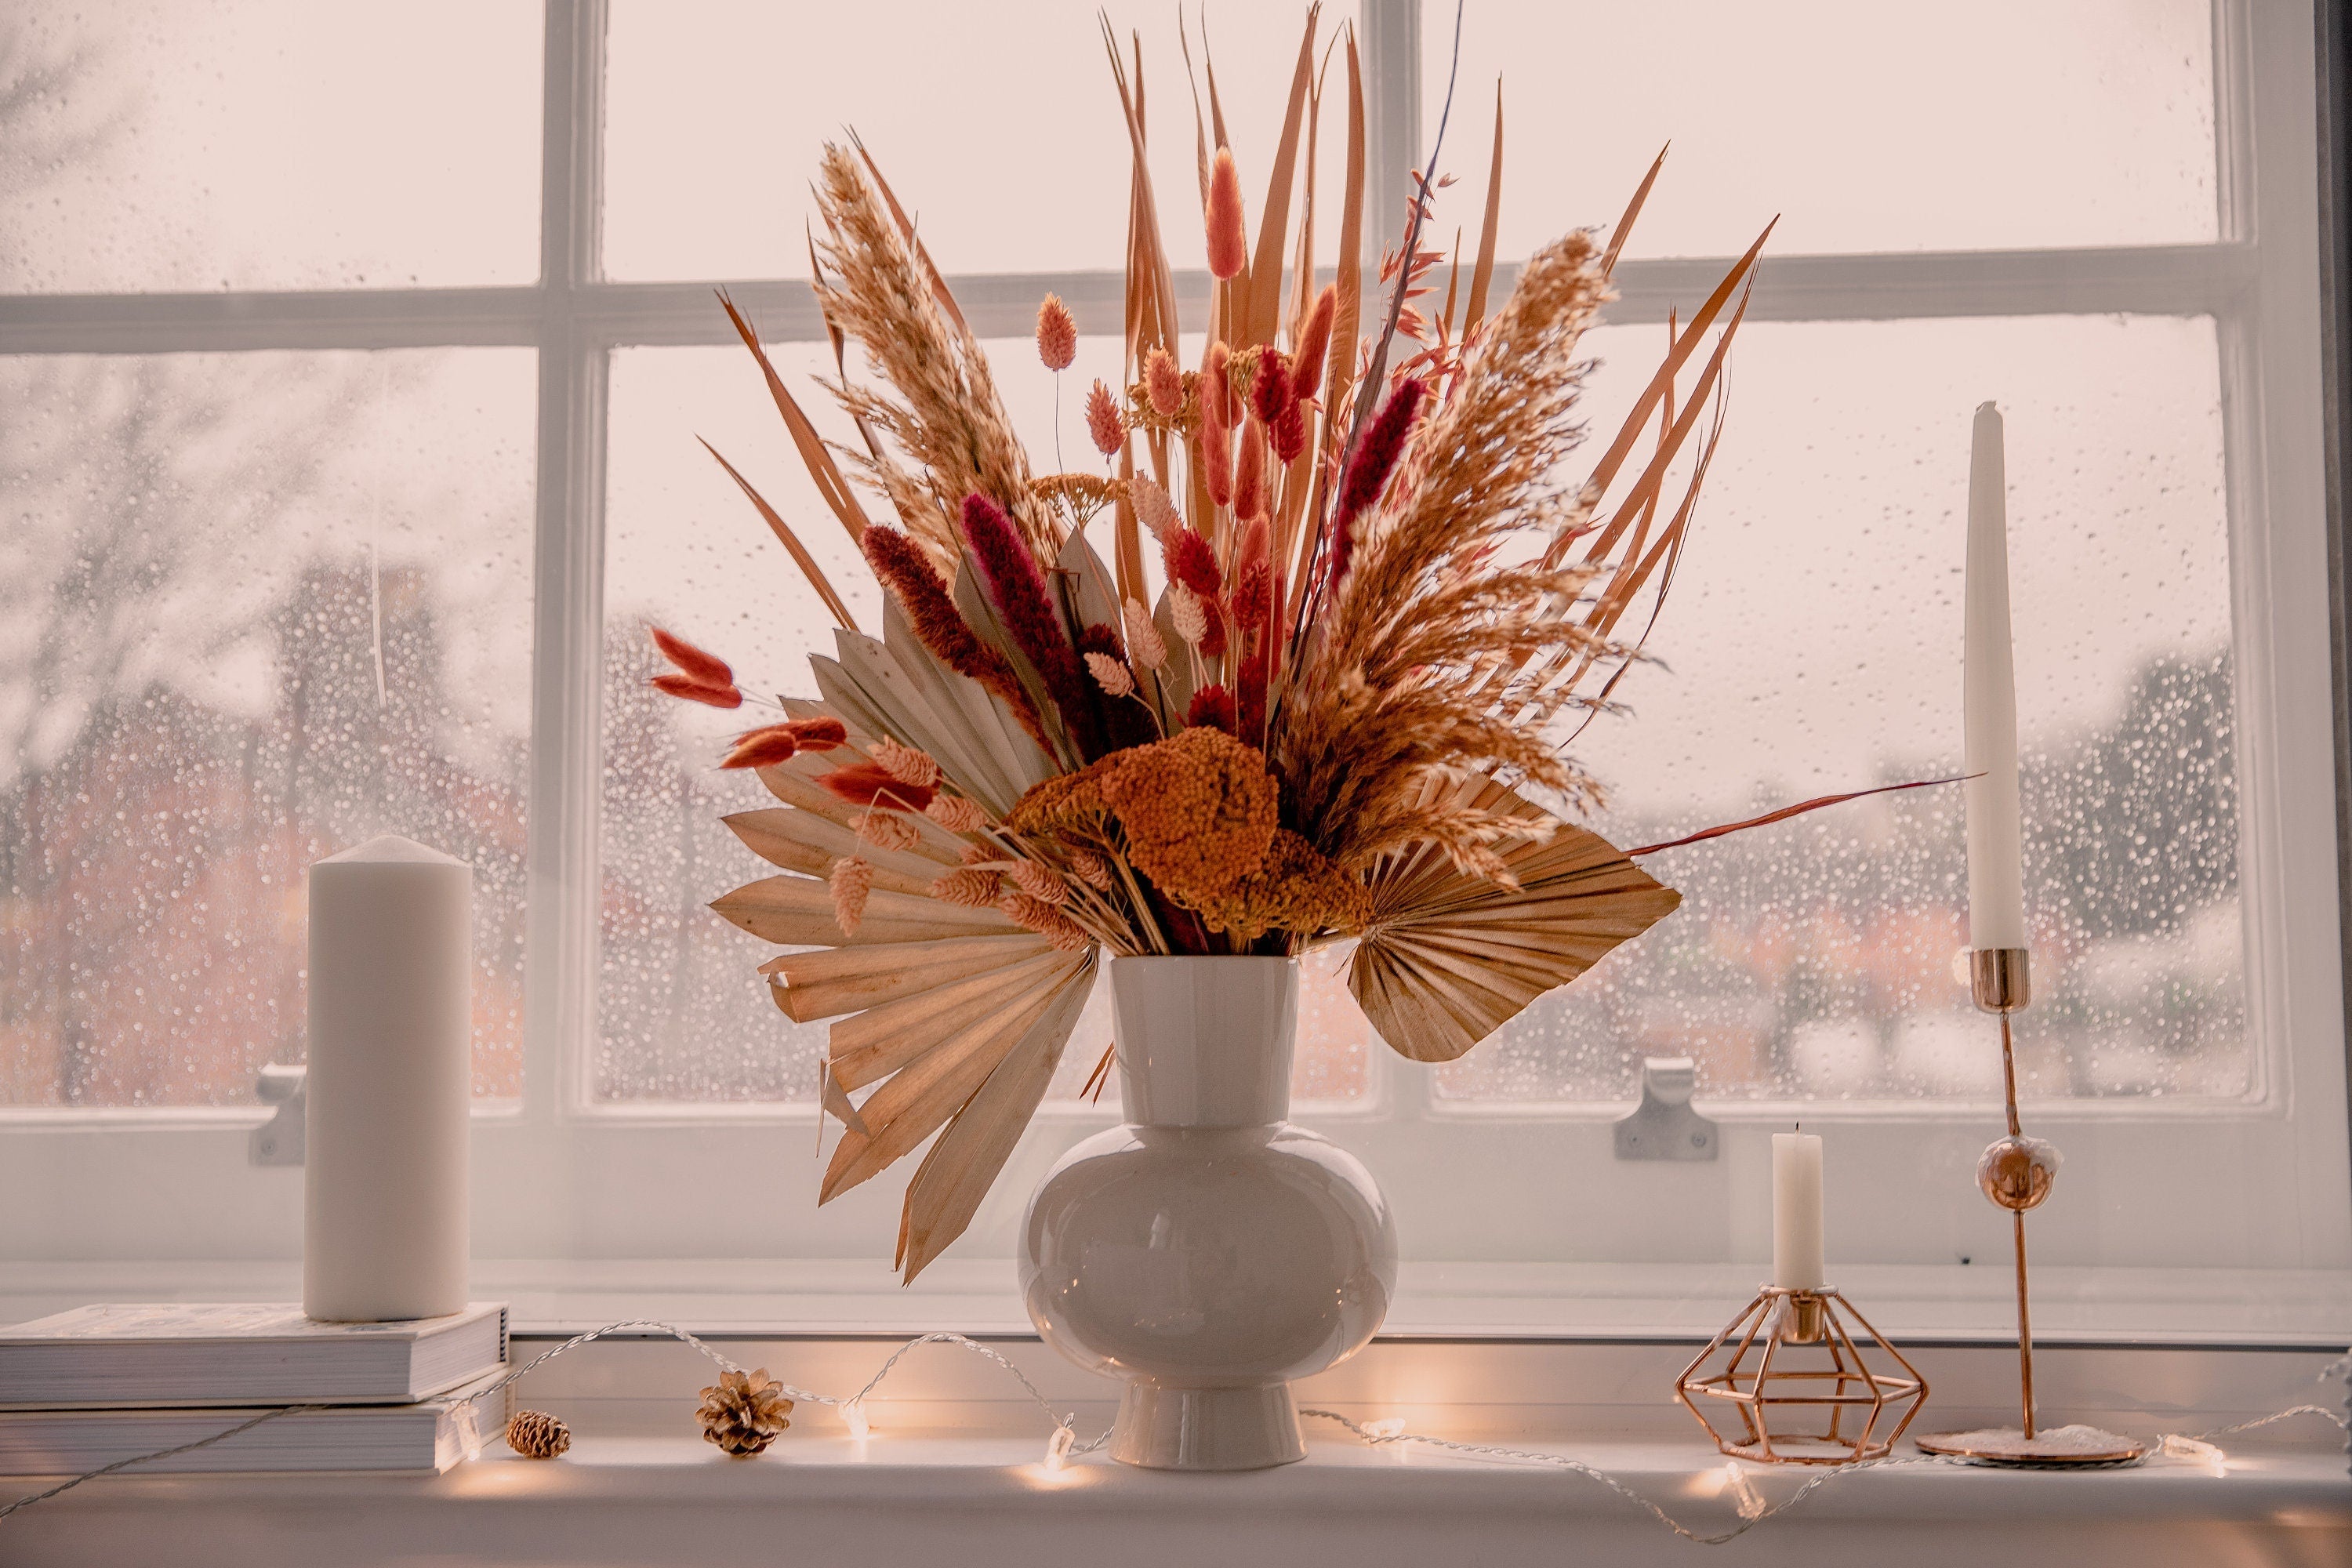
[1348,776,1679,1062]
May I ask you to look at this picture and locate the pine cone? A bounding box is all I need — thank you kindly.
[697,1368,793,1457]
[504,1408,571,1460]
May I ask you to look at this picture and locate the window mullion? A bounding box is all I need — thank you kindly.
[523,0,612,1123]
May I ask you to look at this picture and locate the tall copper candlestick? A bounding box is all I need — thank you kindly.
[1916,949,2144,1466]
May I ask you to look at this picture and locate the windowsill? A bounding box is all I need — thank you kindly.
[6,1430,2347,1568]
[4,1307,2345,1565]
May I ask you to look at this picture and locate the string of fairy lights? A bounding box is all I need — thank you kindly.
[4,1323,2344,1544]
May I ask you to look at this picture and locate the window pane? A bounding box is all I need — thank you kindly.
[1425,1,2216,258]
[0,350,537,1105]
[602,1,1346,281]
[0,3,541,292]
[1436,314,2239,1104]
[601,337,1370,1102]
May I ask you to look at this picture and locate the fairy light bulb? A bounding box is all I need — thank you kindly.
[842,1401,870,1442]
[1044,1423,1076,1473]
[452,1401,485,1463]
[1363,1417,1406,1440]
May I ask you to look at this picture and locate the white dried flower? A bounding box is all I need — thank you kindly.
[1123,597,1167,670]
[1169,583,1208,644]
[1084,651,1136,698]
[1132,474,1181,539]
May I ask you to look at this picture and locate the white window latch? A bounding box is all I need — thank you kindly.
[1613,1056,1717,1161]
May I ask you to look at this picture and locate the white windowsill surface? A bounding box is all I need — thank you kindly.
[5,1323,2347,1566]
[6,1428,2347,1568]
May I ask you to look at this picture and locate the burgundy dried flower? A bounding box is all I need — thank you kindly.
[1206,147,1247,281]
[1232,560,1272,631]
[1078,622,1156,750]
[1249,353,1292,426]
[1270,400,1308,466]
[1196,604,1229,660]
[821,762,938,813]
[1186,684,1239,736]
[720,724,800,770]
[1330,376,1428,586]
[1291,285,1336,403]
[651,626,734,688]
[1163,527,1223,600]
[651,673,743,710]
[862,524,1048,749]
[960,492,1105,759]
[786,716,848,750]
[1036,293,1078,372]
[1084,379,1123,457]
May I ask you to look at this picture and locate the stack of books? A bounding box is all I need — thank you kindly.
[0,1303,510,1476]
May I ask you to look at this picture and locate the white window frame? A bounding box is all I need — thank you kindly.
[2,0,2344,1336]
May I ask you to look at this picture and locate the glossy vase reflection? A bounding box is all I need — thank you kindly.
[1019,956,1397,1470]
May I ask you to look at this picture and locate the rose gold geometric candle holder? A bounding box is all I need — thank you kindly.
[1677,1285,1929,1465]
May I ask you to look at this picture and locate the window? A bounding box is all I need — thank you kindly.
[3,2,2344,1341]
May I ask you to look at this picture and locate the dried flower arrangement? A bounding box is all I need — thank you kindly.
[648,7,1778,1279]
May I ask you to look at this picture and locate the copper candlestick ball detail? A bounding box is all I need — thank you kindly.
[1915,948,2147,1467]
[1677,1287,1928,1465]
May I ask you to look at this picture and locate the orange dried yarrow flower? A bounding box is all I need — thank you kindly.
[1036,293,1078,372]
[829,856,873,937]
[1092,726,1276,903]
[1004,766,1109,836]
[929,866,1001,908]
[1184,829,1374,939]
[871,737,942,789]
[925,794,986,833]
[1145,347,1185,416]
[1085,379,1124,457]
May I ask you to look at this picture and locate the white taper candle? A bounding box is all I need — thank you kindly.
[1964,402,2027,952]
[1772,1132,1825,1290]
[303,834,473,1322]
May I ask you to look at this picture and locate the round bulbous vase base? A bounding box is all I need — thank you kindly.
[1111,1379,1305,1470]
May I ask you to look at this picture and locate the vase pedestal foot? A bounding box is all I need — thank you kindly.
[1110,1379,1304,1470]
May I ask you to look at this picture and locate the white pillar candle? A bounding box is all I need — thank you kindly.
[1772,1132,1825,1290]
[303,834,473,1322]
[1964,402,2028,952]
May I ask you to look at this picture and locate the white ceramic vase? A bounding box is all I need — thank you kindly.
[1019,955,1397,1470]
